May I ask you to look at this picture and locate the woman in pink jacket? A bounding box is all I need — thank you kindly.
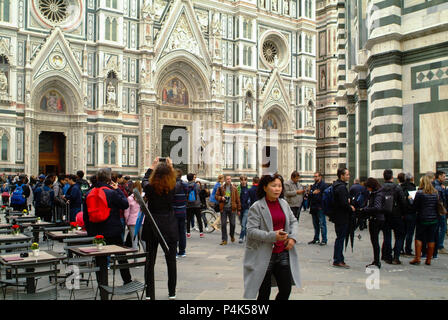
[124,181,146,252]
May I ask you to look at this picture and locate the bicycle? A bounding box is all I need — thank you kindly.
[201,207,241,236]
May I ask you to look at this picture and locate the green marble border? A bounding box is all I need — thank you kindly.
[371,159,403,170]
[402,0,448,15]
[411,59,448,90]
[371,141,403,152]
[371,106,402,119]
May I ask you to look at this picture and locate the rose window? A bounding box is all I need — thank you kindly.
[262,41,278,64]
[38,0,68,24]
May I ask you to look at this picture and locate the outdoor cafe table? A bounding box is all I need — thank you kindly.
[69,245,137,300]
[0,250,65,294]
[20,222,57,243]
[45,230,88,241]
[0,233,32,245]
[0,224,11,229]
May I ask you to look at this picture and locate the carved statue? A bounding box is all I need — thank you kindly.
[107,82,116,104]
[0,71,7,93]
[212,12,222,36]
[245,100,252,121]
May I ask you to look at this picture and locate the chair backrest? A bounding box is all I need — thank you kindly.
[43,226,71,232]
[0,242,32,253]
[14,217,38,223]
[111,252,147,270]
[63,237,95,251]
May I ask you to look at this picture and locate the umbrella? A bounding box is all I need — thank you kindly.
[345,209,368,252]
[133,211,144,241]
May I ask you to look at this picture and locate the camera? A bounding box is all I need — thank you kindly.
[224,196,230,204]
[20,252,29,258]
[159,157,166,162]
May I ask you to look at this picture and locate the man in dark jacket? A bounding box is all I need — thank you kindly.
[237,175,251,244]
[66,174,82,222]
[398,172,417,256]
[248,176,259,207]
[332,168,355,268]
[83,168,132,285]
[9,175,31,212]
[433,171,447,256]
[186,173,204,238]
[308,172,328,245]
[173,169,188,257]
[381,169,407,265]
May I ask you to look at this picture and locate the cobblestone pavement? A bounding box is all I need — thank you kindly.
[3,208,448,300]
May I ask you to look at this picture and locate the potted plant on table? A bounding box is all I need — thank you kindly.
[31,242,39,257]
[11,224,20,236]
[22,209,28,216]
[36,217,41,224]
[0,205,6,213]
[70,222,78,233]
[93,235,106,250]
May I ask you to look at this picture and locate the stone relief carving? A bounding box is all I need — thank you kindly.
[164,15,201,58]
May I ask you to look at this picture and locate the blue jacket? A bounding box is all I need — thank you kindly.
[433,180,446,207]
[210,182,221,204]
[66,183,82,213]
[34,185,54,208]
[248,184,259,207]
[83,183,129,238]
[239,186,251,211]
[173,178,188,217]
[309,180,329,210]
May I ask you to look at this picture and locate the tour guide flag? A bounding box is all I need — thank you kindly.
[132,188,169,255]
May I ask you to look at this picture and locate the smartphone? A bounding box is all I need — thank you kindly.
[279,230,287,235]
[159,157,166,162]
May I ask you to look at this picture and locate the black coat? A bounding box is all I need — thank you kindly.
[309,180,329,210]
[413,191,438,223]
[361,190,385,221]
[400,182,417,215]
[331,180,352,225]
[141,168,178,244]
[382,182,408,218]
[83,183,129,239]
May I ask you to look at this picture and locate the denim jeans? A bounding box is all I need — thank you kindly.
[437,214,447,250]
[311,208,327,243]
[333,223,349,264]
[239,209,249,240]
[221,207,236,241]
[382,216,406,260]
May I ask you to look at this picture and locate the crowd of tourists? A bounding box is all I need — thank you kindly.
[1,162,446,301]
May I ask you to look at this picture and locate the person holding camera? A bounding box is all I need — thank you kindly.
[141,157,178,300]
[215,175,241,245]
[243,173,300,300]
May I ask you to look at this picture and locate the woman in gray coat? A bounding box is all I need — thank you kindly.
[243,173,301,300]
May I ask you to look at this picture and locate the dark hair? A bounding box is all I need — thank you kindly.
[58,174,66,181]
[291,171,300,179]
[44,178,52,187]
[111,172,119,183]
[383,169,393,181]
[187,173,195,182]
[76,170,84,179]
[256,173,284,200]
[175,169,182,179]
[89,175,97,185]
[253,176,260,184]
[67,174,77,182]
[97,168,112,184]
[337,168,348,179]
[397,172,405,183]
[364,177,381,191]
[149,163,177,195]
[435,171,446,179]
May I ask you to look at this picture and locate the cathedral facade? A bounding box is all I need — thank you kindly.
[0,0,317,182]
[317,0,448,183]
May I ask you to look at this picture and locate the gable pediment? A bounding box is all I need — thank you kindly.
[31,28,82,86]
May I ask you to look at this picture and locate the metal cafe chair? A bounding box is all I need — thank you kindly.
[94,252,147,300]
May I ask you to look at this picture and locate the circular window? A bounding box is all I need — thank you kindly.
[262,41,278,64]
[259,31,290,70]
[39,0,68,24]
[32,0,83,31]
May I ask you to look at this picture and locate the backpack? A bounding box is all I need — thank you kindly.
[187,185,197,203]
[322,184,335,219]
[10,184,26,205]
[86,187,111,223]
[39,188,52,208]
[381,185,399,216]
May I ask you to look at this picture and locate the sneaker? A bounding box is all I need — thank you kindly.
[333,262,350,269]
[220,241,227,245]
[231,237,235,243]
[238,239,244,244]
[186,233,191,239]
[145,297,151,300]
[200,233,205,238]
[205,227,210,232]
[438,248,448,254]
[392,259,402,265]
[169,295,176,300]
[319,241,327,246]
[308,240,319,245]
